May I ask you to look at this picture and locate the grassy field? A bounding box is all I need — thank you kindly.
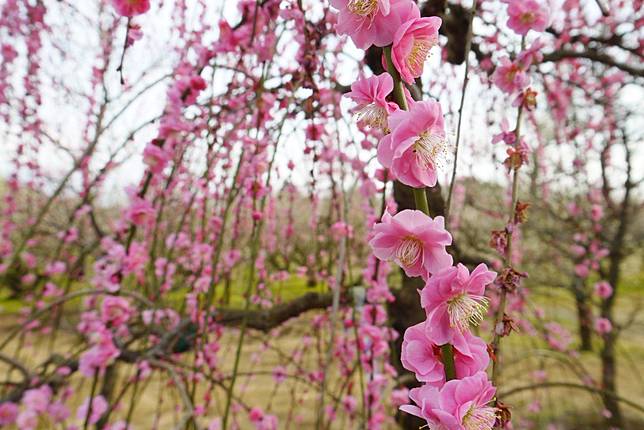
[1,270,643,429]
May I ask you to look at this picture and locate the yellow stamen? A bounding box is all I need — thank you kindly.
[463,405,497,430]
[446,293,489,332]
[412,131,448,170]
[406,37,437,76]
[395,237,422,267]
[354,103,388,131]
[347,0,379,16]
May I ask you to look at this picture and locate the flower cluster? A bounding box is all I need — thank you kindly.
[331,1,500,428]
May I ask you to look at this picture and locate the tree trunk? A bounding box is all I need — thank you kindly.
[600,330,622,428]
[572,278,593,351]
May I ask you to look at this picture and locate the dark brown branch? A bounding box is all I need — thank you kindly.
[214,292,334,332]
[542,49,644,78]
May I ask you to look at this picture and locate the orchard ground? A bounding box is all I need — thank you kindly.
[2,265,643,430]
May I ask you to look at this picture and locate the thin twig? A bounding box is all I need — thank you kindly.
[446,0,478,222]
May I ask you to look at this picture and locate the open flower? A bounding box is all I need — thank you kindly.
[492,57,529,94]
[111,0,150,17]
[0,402,18,426]
[594,281,613,299]
[76,396,108,425]
[345,73,398,131]
[331,0,420,49]
[420,263,497,345]
[401,321,490,386]
[369,209,452,279]
[400,371,498,430]
[504,0,549,36]
[595,317,613,334]
[392,16,441,84]
[377,99,448,188]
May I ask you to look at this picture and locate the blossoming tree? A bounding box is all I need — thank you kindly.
[0,0,642,429]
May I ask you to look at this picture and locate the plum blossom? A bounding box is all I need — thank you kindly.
[101,296,133,327]
[111,0,150,17]
[492,57,529,94]
[492,119,516,146]
[125,197,154,226]
[401,321,489,385]
[77,395,108,425]
[377,99,448,188]
[143,142,170,174]
[248,407,278,430]
[504,0,549,35]
[22,385,52,413]
[16,410,38,430]
[420,263,497,345]
[400,371,497,430]
[0,402,18,425]
[369,209,453,279]
[79,333,120,377]
[594,281,613,299]
[345,73,398,131]
[595,317,613,334]
[330,0,420,49]
[391,16,441,84]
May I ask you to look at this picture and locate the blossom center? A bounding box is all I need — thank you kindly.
[412,131,448,169]
[347,0,379,16]
[406,37,436,76]
[462,405,497,430]
[519,12,536,25]
[446,293,489,332]
[395,237,423,267]
[505,66,519,83]
[355,102,388,131]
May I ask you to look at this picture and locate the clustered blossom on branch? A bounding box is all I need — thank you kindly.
[331,0,505,428]
[1,0,640,428]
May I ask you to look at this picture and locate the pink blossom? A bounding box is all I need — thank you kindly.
[101,296,132,327]
[22,385,52,413]
[16,410,38,430]
[126,197,154,226]
[369,209,452,279]
[111,0,150,17]
[143,142,170,174]
[391,17,441,84]
[594,281,613,299]
[492,57,529,94]
[377,99,448,188]
[342,395,358,414]
[331,0,419,49]
[504,0,549,36]
[79,335,120,377]
[0,402,18,425]
[544,322,573,351]
[492,118,516,145]
[345,73,398,131]
[574,263,589,278]
[77,395,108,425]
[401,321,489,385]
[249,407,278,430]
[272,365,287,383]
[420,263,497,345]
[391,388,410,407]
[48,401,70,423]
[400,371,497,429]
[595,317,612,334]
